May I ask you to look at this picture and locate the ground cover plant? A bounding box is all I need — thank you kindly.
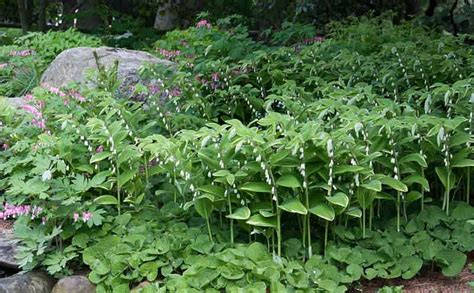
[0,14,473,292]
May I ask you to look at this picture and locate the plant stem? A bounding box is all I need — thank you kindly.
[396,191,400,232]
[227,191,234,244]
[467,167,470,204]
[204,209,213,243]
[421,168,425,211]
[116,159,121,215]
[303,177,312,257]
[446,167,450,216]
[324,221,329,255]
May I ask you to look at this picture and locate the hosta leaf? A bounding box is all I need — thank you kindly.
[94,195,118,205]
[240,182,271,193]
[90,151,111,164]
[278,198,307,215]
[326,192,349,208]
[361,180,382,192]
[403,174,430,191]
[435,249,467,277]
[276,174,301,188]
[401,256,423,279]
[400,153,427,168]
[309,203,335,221]
[246,214,277,228]
[380,177,408,192]
[226,207,251,220]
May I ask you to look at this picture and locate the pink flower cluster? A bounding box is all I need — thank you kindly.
[196,72,223,90]
[158,49,181,60]
[21,99,46,129]
[0,63,7,69]
[42,83,66,98]
[96,145,104,153]
[73,211,92,223]
[303,36,325,45]
[1,143,9,150]
[196,19,212,29]
[0,203,43,220]
[9,49,36,57]
[68,90,86,103]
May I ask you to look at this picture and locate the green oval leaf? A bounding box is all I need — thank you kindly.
[226,207,251,220]
[309,203,335,221]
[278,198,307,215]
[276,174,301,188]
[246,214,277,228]
[326,192,349,208]
[90,151,111,164]
[400,153,427,168]
[240,182,271,193]
[94,195,118,205]
[380,177,408,192]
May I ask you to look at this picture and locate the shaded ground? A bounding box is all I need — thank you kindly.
[1,219,473,291]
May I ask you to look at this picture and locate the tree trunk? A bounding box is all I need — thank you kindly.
[405,0,421,18]
[449,0,459,36]
[426,0,437,16]
[17,0,29,32]
[38,0,48,31]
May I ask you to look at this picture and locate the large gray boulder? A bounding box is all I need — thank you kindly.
[40,47,173,89]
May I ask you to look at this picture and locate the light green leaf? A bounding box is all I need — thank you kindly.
[246,214,277,228]
[309,203,335,221]
[451,158,474,168]
[226,207,251,220]
[400,153,427,168]
[117,169,137,186]
[380,177,408,192]
[279,198,307,215]
[334,165,365,175]
[276,174,301,188]
[403,174,430,191]
[326,192,349,208]
[345,207,362,218]
[195,197,213,219]
[361,180,382,192]
[94,195,118,205]
[240,182,271,193]
[90,151,111,164]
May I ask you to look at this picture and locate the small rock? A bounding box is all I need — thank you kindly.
[0,229,19,269]
[0,271,55,293]
[131,281,150,292]
[52,275,95,293]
